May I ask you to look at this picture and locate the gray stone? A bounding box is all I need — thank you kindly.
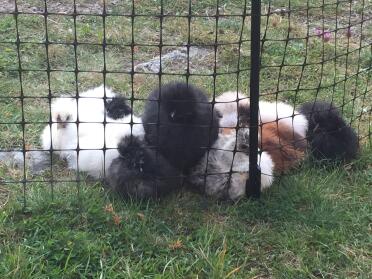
[134,47,211,73]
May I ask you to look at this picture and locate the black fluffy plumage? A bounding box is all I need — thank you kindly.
[106,135,182,199]
[299,101,358,161]
[106,96,132,119]
[142,82,219,173]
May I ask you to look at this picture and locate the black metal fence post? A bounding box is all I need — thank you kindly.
[246,0,261,198]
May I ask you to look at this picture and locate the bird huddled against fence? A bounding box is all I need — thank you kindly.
[40,82,358,201]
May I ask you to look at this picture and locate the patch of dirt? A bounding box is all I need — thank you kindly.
[0,0,15,13]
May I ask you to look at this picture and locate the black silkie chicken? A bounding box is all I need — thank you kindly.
[299,101,358,161]
[106,135,182,199]
[106,82,219,199]
[142,82,220,173]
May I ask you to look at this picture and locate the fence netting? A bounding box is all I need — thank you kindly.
[0,0,370,209]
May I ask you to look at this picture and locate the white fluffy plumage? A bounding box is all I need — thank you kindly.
[192,90,309,200]
[200,90,312,200]
[215,91,308,138]
[215,91,249,128]
[41,85,144,178]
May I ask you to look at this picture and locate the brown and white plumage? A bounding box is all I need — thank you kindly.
[192,91,357,200]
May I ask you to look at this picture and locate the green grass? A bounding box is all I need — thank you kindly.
[1,149,371,278]
[0,0,371,278]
